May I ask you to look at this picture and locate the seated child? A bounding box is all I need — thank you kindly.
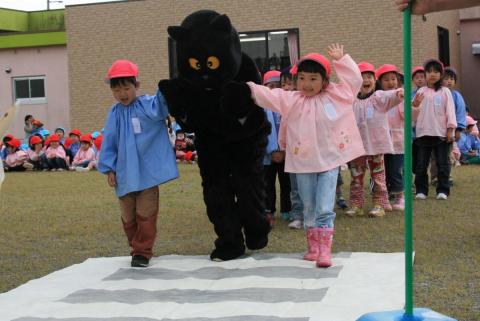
[175,129,196,163]
[70,134,96,171]
[27,135,48,170]
[45,134,69,171]
[1,134,14,162]
[4,138,33,171]
[457,116,480,164]
[67,128,82,162]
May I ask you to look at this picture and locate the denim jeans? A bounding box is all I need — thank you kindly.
[289,173,303,221]
[296,167,339,229]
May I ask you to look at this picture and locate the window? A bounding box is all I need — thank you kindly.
[437,26,450,66]
[239,29,299,74]
[167,28,300,78]
[13,76,46,104]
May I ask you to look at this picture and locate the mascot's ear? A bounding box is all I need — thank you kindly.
[209,14,232,34]
[167,26,190,42]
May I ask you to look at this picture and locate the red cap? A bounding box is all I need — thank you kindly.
[80,134,92,143]
[290,53,332,77]
[44,138,51,147]
[49,134,60,142]
[29,135,43,146]
[94,135,103,151]
[467,116,477,126]
[375,64,399,80]
[63,137,72,149]
[6,138,21,149]
[3,134,14,141]
[69,128,82,137]
[358,61,376,75]
[263,70,281,85]
[412,66,425,78]
[423,58,444,73]
[107,59,138,80]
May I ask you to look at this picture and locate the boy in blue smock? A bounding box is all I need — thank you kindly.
[98,59,178,268]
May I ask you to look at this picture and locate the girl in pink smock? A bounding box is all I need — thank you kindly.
[412,59,456,200]
[5,138,33,171]
[70,134,96,172]
[224,44,365,268]
[346,62,404,218]
[376,64,406,209]
[45,134,69,171]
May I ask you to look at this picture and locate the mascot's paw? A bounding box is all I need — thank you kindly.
[210,245,246,262]
[158,79,189,118]
[245,232,269,251]
[221,81,254,119]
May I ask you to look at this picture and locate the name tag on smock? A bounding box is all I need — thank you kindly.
[366,106,375,119]
[388,108,396,118]
[324,103,338,120]
[434,95,443,107]
[131,117,142,134]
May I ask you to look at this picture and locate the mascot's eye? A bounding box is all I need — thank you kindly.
[189,58,201,70]
[206,56,220,70]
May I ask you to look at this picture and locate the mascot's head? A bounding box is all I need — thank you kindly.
[168,10,242,91]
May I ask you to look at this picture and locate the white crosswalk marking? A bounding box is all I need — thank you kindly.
[0,252,405,321]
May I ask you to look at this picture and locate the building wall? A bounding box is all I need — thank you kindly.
[460,7,480,118]
[66,0,461,131]
[0,45,69,139]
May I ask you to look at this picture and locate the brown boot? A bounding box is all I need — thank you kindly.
[132,214,158,260]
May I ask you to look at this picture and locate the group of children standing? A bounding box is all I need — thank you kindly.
[239,45,476,269]
[1,125,103,172]
[7,47,473,270]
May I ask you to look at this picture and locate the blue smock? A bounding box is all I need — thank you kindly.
[98,91,178,197]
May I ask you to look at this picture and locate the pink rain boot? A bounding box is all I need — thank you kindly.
[392,193,405,211]
[316,227,334,268]
[303,228,320,261]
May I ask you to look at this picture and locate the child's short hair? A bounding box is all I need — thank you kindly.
[176,129,185,136]
[423,59,444,91]
[24,114,33,122]
[110,77,137,88]
[444,67,457,82]
[297,60,327,80]
[280,66,293,81]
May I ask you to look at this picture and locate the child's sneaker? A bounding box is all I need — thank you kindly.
[131,255,150,267]
[345,206,363,217]
[50,168,57,172]
[392,194,405,211]
[336,197,348,210]
[22,162,34,170]
[57,168,64,172]
[368,205,385,218]
[415,193,427,200]
[281,212,291,221]
[288,219,303,229]
[436,193,448,200]
[75,166,90,172]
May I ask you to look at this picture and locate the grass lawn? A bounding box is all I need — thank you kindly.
[0,163,479,320]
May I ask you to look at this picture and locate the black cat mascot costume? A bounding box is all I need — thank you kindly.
[158,10,271,261]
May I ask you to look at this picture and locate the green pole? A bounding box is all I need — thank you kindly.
[403,5,414,316]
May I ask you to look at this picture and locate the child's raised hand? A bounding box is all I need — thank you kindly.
[412,92,424,107]
[396,88,405,99]
[327,43,344,60]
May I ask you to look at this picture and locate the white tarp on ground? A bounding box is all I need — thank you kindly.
[0,252,405,321]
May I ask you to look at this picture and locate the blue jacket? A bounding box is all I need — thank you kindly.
[263,109,281,165]
[98,91,179,197]
[451,89,466,130]
[457,132,479,157]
